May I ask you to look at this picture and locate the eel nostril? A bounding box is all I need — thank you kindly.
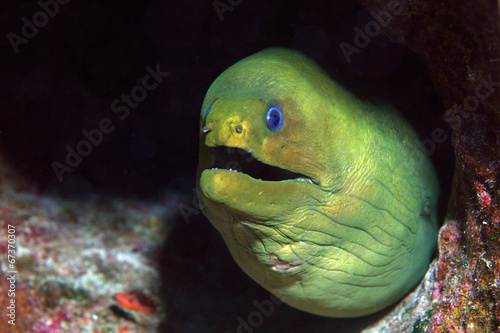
[202,122,215,133]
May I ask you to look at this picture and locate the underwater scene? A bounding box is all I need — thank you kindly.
[0,0,498,332]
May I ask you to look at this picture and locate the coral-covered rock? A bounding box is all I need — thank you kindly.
[357,0,500,331]
[0,192,171,332]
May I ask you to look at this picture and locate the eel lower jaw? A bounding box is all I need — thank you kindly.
[205,146,320,185]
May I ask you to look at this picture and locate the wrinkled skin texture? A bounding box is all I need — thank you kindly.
[196,48,439,318]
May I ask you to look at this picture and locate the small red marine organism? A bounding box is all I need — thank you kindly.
[113,290,156,315]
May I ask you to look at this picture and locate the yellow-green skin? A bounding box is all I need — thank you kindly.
[196,48,438,318]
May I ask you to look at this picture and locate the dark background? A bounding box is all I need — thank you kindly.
[0,1,453,332]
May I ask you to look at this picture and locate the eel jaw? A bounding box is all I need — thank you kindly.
[205,146,319,185]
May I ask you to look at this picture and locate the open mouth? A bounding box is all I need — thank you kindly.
[208,146,318,184]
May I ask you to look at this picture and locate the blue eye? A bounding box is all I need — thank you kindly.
[266,106,283,131]
[204,103,213,121]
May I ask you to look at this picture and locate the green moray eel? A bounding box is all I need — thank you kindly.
[196,47,439,318]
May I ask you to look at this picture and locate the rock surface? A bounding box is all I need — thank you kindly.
[357,0,500,331]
